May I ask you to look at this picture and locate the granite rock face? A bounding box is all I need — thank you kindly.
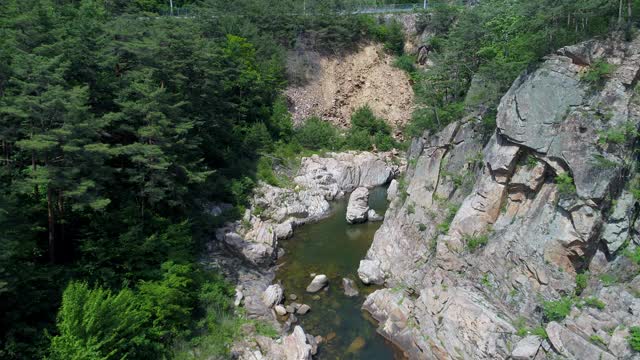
[359,35,640,359]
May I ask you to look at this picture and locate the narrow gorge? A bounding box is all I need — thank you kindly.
[218,32,640,360]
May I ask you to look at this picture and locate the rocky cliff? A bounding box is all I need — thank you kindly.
[358,35,640,359]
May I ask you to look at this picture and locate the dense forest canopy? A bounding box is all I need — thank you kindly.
[0,0,637,359]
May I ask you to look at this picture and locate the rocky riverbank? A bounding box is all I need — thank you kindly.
[357,35,640,359]
[203,151,403,359]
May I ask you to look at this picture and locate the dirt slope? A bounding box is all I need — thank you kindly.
[285,44,414,136]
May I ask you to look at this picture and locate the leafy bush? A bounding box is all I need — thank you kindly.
[48,282,156,360]
[598,122,637,145]
[590,334,606,346]
[345,105,396,151]
[418,223,427,232]
[575,272,588,295]
[542,297,573,321]
[394,54,416,73]
[555,173,576,195]
[584,297,605,310]
[582,60,616,88]
[383,20,405,56]
[629,326,640,351]
[268,96,294,141]
[599,273,617,286]
[294,117,340,150]
[436,204,459,234]
[625,246,640,265]
[405,101,465,137]
[465,234,489,252]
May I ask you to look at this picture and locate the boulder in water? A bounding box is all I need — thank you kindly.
[306,274,328,293]
[346,187,370,224]
[346,336,366,353]
[367,209,383,222]
[297,304,311,315]
[342,278,359,297]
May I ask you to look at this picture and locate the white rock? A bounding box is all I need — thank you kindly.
[367,209,384,222]
[297,304,311,315]
[262,284,284,308]
[358,259,385,285]
[387,179,399,201]
[511,335,541,359]
[283,326,313,360]
[346,187,370,224]
[234,287,244,307]
[275,305,287,316]
[306,275,328,293]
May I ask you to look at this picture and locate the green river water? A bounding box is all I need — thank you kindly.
[275,187,404,359]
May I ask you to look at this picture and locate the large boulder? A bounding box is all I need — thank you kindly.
[262,284,284,308]
[511,336,542,360]
[306,274,328,293]
[357,259,385,285]
[342,278,359,297]
[283,326,313,360]
[346,187,370,224]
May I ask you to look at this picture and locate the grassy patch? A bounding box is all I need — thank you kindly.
[582,60,616,89]
[542,297,573,322]
[465,234,489,252]
[629,326,640,351]
[555,173,576,195]
[599,273,617,287]
[575,272,588,295]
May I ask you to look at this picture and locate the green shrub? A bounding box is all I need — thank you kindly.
[465,234,489,252]
[418,223,427,232]
[599,273,617,286]
[480,273,491,287]
[584,297,605,310]
[582,60,616,88]
[407,203,416,215]
[437,204,459,234]
[383,20,405,56]
[555,173,576,195]
[345,105,396,151]
[405,101,465,137]
[629,326,640,351]
[268,96,294,141]
[590,335,606,346]
[49,282,156,360]
[531,326,548,339]
[625,246,640,265]
[598,122,637,145]
[542,297,573,321]
[394,54,416,73]
[256,157,280,186]
[575,272,588,295]
[294,117,340,150]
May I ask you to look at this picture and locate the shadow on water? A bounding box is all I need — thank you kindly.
[276,187,405,359]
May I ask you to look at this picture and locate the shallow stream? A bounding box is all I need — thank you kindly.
[275,187,404,359]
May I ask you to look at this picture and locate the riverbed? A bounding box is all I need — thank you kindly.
[275,187,404,359]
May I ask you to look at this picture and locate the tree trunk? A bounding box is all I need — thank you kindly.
[628,0,633,29]
[47,186,56,263]
[620,0,624,27]
[58,190,65,261]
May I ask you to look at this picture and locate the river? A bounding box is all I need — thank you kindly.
[275,186,404,359]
